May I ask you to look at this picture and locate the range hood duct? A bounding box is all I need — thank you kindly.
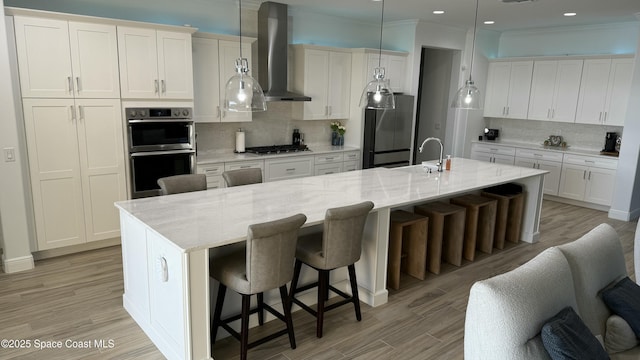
[258,1,311,102]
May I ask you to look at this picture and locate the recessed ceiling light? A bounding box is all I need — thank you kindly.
[433,10,445,15]
[564,12,577,17]
[484,20,495,25]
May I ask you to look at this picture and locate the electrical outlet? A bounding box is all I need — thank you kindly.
[3,148,16,162]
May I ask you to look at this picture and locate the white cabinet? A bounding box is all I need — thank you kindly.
[193,36,254,123]
[292,46,352,120]
[528,59,583,122]
[22,98,127,250]
[343,150,361,172]
[483,61,533,119]
[514,148,563,195]
[13,16,120,98]
[118,27,193,99]
[314,153,344,175]
[558,154,617,206]
[197,162,225,189]
[470,143,515,165]
[264,156,314,182]
[576,57,634,126]
[366,53,407,93]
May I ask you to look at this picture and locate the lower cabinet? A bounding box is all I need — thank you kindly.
[558,154,618,206]
[265,156,314,182]
[23,98,127,250]
[514,148,563,196]
[197,162,225,189]
[470,143,515,164]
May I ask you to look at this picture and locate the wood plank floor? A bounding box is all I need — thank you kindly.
[0,200,636,360]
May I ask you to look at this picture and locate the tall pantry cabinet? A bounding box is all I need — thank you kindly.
[13,15,127,250]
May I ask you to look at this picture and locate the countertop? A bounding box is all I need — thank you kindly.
[472,140,619,159]
[115,158,547,252]
[197,145,360,164]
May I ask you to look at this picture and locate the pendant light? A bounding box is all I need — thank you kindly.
[359,0,395,110]
[452,0,482,109]
[223,0,266,112]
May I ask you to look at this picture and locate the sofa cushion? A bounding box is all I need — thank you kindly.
[601,276,640,338]
[541,306,609,360]
[605,315,639,353]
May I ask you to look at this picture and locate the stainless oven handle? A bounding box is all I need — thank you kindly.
[130,149,195,157]
[128,119,194,123]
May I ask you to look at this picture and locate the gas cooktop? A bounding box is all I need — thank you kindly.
[243,144,310,155]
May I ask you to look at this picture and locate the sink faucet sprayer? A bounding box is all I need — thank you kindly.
[418,137,444,172]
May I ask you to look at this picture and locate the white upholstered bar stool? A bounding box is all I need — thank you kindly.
[289,201,375,338]
[222,168,263,187]
[210,213,307,360]
[157,174,207,195]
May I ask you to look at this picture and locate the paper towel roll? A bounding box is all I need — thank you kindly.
[235,130,245,153]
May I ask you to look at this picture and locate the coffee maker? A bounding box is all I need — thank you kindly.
[604,132,618,153]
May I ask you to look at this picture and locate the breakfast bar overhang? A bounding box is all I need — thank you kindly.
[115,158,547,360]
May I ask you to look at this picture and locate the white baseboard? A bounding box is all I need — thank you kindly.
[2,254,34,273]
[608,207,640,222]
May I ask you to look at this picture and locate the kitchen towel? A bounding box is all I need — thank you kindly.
[235,130,245,153]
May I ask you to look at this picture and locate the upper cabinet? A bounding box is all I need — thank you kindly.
[192,36,254,123]
[118,27,193,100]
[527,59,584,123]
[483,60,533,119]
[13,16,120,98]
[291,45,352,120]
[366,53,407,94]
[575,57,634,126]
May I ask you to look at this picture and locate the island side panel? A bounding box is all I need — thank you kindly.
[188,248,210,360]
[355,208,390,307]
[120,211,150,325]
[516,174,545,243]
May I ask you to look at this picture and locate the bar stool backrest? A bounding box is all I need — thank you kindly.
[223,168,263,187]
[322,201,375,269]
[157,174,207,195]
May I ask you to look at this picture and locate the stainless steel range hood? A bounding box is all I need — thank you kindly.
[257,1,311,102]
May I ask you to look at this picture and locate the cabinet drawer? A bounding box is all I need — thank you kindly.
[224,160,264,171]
[315,153,344,164]
[197,163,224,176]
[315,163,343,175]
[265,156,314,181]
[471,143,515,156]
[205,176,224,189]
[562,154,618,169]
[343,160,359,172]
[343,151,360,162]
[515,148,563,162]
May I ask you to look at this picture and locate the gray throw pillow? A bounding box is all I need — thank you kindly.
[541,306,610,360]
[601,276,640,338]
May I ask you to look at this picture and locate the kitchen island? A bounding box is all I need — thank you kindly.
[115,158,547,360]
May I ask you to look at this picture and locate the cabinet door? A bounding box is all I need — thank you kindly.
[327,51,352,119]
[493,154,515,165]
[14,17,73,98]
[528,61,557,121]
[550,60,583,123]
[506,61,533,119]
[584,167,616,206]
[22,99,85,250]
[386,54,406,93]
[192,37,220,122]
[576,58,611,124]
[315,162,343,175]
[218,40,253,122]
[265,156,314,182]
[604,58,634,126]
[301,49,330,120]
[483,62,511,117]
[558,164,587,201]
[68,22,120,98]
[470,151,493,163]
[117,26,159,99]
[75,99,127,242]
[157,31,193,99]
[538,160,562,196]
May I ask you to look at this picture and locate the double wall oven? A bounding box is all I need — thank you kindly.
[126,107,195,198]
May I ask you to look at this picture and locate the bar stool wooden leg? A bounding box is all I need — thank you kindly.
[240,294,251,360]
[387,223,403,290]
[279,285,296,349]
[506,193,524,243]
[462,205,479,261]
[444,210,465,266]
[211,283,227,345]
[348,264,362,321]
[427,213,444,274]
[257,292,264,325]
[477,201,497,254]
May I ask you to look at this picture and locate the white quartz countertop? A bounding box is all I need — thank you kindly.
[472,140,619,159]
[115,158,547,252]
[197,145,360,164]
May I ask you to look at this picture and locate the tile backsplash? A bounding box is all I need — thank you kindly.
[486,118,623,151]
[195,102,346,153]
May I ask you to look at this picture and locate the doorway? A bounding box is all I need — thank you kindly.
[413,47,457,164]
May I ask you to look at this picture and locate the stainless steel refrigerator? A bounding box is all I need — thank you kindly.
[362,94,414,168]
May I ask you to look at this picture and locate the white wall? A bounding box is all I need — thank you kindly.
[0,7,34,273]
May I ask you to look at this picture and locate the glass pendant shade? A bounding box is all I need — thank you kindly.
[451,79,481,109]
[359,67,395,109]
[224,58,266,112]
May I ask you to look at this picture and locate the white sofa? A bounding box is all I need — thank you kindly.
[465,223,640,359]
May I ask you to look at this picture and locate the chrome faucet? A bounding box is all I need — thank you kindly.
[418,137,444,172]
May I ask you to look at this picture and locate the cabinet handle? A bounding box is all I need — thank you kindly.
[78,106,84,121]
[159,257,168,282]
[583,170,587,180]
[161,80,166,94]
[502,106,506,116]
[154,80,159,94]
[67,76,73,93]
[506,106,510,116]
[70,105,76,121]
[216,106,221,119]
[599,112,603,123]
[588,171,592,181]
[551,109,555,118]
[285,168,296,171]
[603,112,608,123]
[76,77,81,92]
[547,109,551,118]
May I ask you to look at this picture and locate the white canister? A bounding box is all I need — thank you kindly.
[235,129,245,153]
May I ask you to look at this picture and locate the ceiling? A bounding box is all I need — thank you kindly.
[272,0,640,32]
